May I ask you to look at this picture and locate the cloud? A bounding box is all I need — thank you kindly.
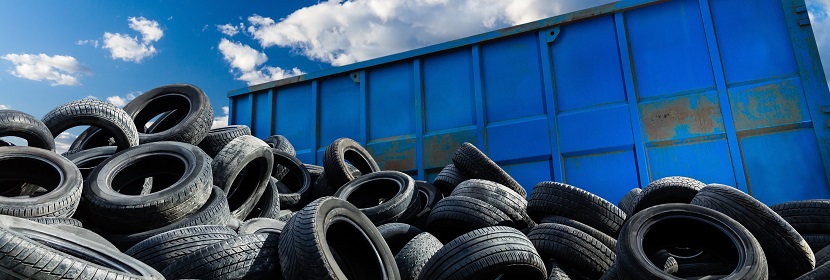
[0,105,9,110]
[1,53,92,86]
[808,0,830,83]
[218,38,304,85]
[212,106,229,128]
[54,131,77,154]
[76,40,100,48]
[217,23,243,36]
[105,92,138,107]
[103,17,163,63]
[244,0,614,66]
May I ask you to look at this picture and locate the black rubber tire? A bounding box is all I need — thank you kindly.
[276,210,294,223]
[100,185,231,251]
[244,177,281,220]
[816,244,830,266]
[0,146,82,218]
[529,223,615,279]
[323,137,381,188]
[212,135,274,220]
[238,217,286,235]
[304,163,324,182]
[797,261,830,280]
[527,181,626,237]
[395,232,443,280]
[0,109,55,150]
[618,188,641,217]
[279,196,399,279]
[804,234,830,252]
[419,226,546,280]
[451,179,531,229]
[616,203,767,280]
[28,217,83,227]
[451,142,526,197]
[51,223,119,251]
[410,180,444,228]
[83,141,213,233]
[599,263,619,280]
[0,215,163,280]
[548,260,590,280]
[162,232,281,279]
[64,146,118,180]
[42,99,139,153]
[377,223,423,255]
[425,195,513,242]
[272,151,312,210]
[123,84,213,145]
[335,170,417,225]
[196,125,250,158]
[630,176,706,215]
[691,184,814,278]
[540,215,617,253]
[125,225,237,272]
[264,135,296,155]
[432,164,468,196]
[772,200,830,235]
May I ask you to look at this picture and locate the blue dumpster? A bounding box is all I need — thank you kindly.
[228,0,830,205]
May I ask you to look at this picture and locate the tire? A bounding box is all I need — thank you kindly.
[0,215,163,280]
[432,164,467,196]
[772,200,830,234]
[451,142,526,197]
[305,164,324,187]
[377,223,423,255]
[451,179,531,229]
[410,180,444,228]
[162,233,281,279]
[0,109,55,150]
[527,181,626,237]
[42,99,139,153]
[196,125,250,158]
[83,141,213,233]
[64,146,118,180]
[548,260,590,280]
[540,215,617,253]
[244,177,281,220]
[264,135,296,155]
[28,217,83,227]
[125,225,237,272]
[276,210,294,223]
[0,146,82,218]
[323,137,380,188]
[418,226,546,280]
[335,171,417,225]
[797,261,830,280]
[817,244,830,266]
[691,184,814,278]
[618,188,641,216]
[616,203,767,279]
[212,135,273,220]
[100,186,232,251]
[272,151,312,210]
[51,223,119,251]
[630,176,706,215]
[528,223,615,279]
[395,232,443,280]
[425,195,513,242]
[123,84,213,145]
[804,234,830,252]
[279,196,399,279]
[238,218,285,235]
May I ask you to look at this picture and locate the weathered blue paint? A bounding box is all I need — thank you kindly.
[229,0,830,204]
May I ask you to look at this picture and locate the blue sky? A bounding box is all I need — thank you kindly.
[2,0,830,152]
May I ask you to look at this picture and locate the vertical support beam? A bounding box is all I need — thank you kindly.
[358,70,368,146]
[413,59,426,180]
[698,0,750,192]
[268,89,276,136]
[311,80,320,165]
[247,93,255,135]
[471,45,487,149]
[614,12,651,188]
[228,97,236,126]
[538,29,565,182]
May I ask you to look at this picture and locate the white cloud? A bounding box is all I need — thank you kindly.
[103,17,163,63]
[106,92,138,107]
[76,40,99,48]
[0,105,10,110]
[212,106,229,128]
[1,53,91,86]
[244,0,614,66]
[217,23,243,36]
[54,132,77,154]
[218,38,304,85]
[808,0,830,83]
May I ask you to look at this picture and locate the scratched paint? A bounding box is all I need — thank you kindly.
[423,130,477,169]
[640,92,725,142]
[367,137,416,172]
[729,78,809,131]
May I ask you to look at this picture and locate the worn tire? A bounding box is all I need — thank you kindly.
[395,232,443,280]
[419,226,546,280]
[527,181,626,237]
[540,215,617,253]
[410,180,444,228]
[432,164,468,196]
[264,135,296,155]
[377,223,423,255]
[272,151,312,210]
[279,196,399,279]
[244,177,281,220]
[42,99,139,154]
[618,188,641,216]
[0,146,82,218]
[212,135,273,220]
[123,84,213,145]
[630,176,706,215]
[197,125,250,158]
[238,217,285,235]
[0,109,55,150]
[335,171,416,225]
[797,261,830,280]
[529,223,616,279]
[28,217,83,227]
[451,142,525,197]
[125,225,237,272]
[691,184,814,278]
[162,233,281,279]
[451,179,531,229]
[425,195,513,242]
[772,200,830,235]
[323,138,380,188]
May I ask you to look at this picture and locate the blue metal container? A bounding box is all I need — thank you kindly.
[228,0,830,205]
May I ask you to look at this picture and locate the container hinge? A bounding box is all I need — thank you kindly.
[796,5,810,26]
[350,71,360,83]
[544,26,561,43]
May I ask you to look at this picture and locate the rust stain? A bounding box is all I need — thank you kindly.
[731,82,804,131]
[423,131,476,169]
[367,138,416,172]
[642,95,722,141]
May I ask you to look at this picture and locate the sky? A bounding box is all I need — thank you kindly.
[1,0,830,153]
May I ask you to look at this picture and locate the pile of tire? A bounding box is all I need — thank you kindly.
[1,83,830,279]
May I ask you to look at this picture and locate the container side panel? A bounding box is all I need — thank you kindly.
[319,75,361,147]
[368,62,415,140]
[275,83,314,151]
[742,128,830,205]
[486,116,551,162]
[552,15,626,112]
[232,94,251,130]
[253,91,271,138]
[563,149,639,205]
[481,33,545,122]
[646,138,736,186]
[423,128,477,170]
[557,104,633,155]
[728,77,810,131]
[501,160,552,197]
[626,0,715,99]
[639,91,725,142]
[367,136,416,172]
[710,0,798,84]
[422,49,475,132]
